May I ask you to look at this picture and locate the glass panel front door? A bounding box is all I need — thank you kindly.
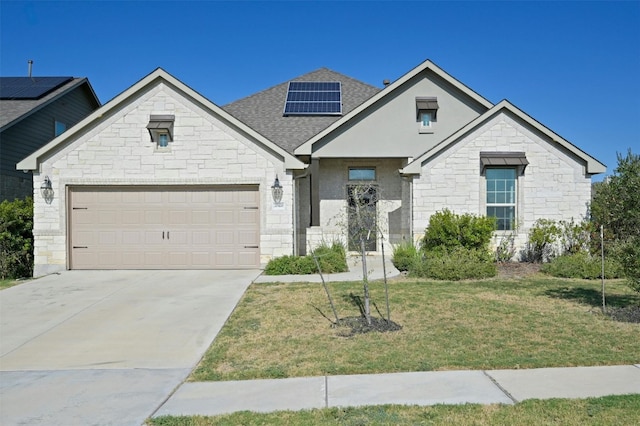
[347,185,377,251]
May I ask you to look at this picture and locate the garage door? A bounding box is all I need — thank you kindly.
[68,186,260,269]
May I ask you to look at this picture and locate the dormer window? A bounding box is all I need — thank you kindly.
[147,115,174,147]
[419,111,433,128]
[158,132,169,148]
[54,120,67,137]
[416,97,438,132]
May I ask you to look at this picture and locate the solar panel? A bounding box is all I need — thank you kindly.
[0,76,74,99]
[284,81,342,115]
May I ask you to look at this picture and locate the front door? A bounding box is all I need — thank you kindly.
[347,185,377,252]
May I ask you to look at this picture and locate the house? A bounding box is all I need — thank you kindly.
[18,60,605,276]
[1,75,100,200]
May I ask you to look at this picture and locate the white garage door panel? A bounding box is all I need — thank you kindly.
[69,186,260,270]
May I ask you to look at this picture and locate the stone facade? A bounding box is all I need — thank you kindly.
[32,82,293,276]
[412,112,592,258]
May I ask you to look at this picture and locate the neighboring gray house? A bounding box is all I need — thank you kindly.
[18,60,605,276]
[0,76,100,200]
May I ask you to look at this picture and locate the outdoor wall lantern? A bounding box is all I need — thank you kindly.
[271,175,283,205]
[40,176,54,204]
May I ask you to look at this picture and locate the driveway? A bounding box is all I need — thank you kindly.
[0,269,259,425]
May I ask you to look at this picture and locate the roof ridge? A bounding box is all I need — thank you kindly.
[223,67,379,108]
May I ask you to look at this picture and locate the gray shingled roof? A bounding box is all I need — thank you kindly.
[222,68,381,154]
[0,78,93,131]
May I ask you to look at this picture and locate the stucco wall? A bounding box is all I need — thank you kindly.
[305,158,405,254]
[32,82,292,276]
[312,70,487,159]
[412,112,592,259]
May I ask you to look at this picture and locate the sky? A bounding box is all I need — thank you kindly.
[1,1,638,180]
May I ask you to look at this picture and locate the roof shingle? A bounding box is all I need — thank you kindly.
[222,68,380,154]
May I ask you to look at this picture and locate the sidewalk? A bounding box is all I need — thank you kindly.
[154,256,640,419]
[155,365,640,417]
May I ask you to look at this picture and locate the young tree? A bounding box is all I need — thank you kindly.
[347,183,375,325]
[346,182,392,326]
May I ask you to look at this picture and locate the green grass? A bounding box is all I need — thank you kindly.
[0,278,22,290]
[190,276,639,382]
[148,394,640,425]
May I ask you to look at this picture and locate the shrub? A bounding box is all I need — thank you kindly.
[264,241,347,275]
[264,255,315,275]
[312,241,348,274]
[0,197,34,279]
[589,149,640,293]
[522,219,561,263]
[421,209,496,253]
[495,231,517,263]
[558,218,592,255]
[409,247,497,280]
[391,240,420,272]
[540,252,625,279]
[619,237,640,292]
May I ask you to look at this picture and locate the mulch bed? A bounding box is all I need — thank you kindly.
[497,262,542,279]
[606,306,640,323]
[333,316,402,337]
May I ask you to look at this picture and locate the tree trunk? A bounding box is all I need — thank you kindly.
[312,252,340,324]
[361,238,371,325]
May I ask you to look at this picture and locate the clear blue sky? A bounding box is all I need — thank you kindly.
[2,1,638,180]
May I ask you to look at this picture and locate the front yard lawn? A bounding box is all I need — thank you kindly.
[191,276,639,382]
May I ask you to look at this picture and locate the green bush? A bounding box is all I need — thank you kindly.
[558,218,592,255]
[421,209,496,253]
[540,252,625,279]
[409,247,497,280]
[264,241,347,275]
[0,197,34,279]
[312,241,348,274]
[391,240,420,272]
[495,231,517,263]
[619,237,640,292]
[522,219,561,263]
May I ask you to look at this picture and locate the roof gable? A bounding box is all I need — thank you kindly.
[401,100,606,175]
[294,59,494,156]
[222,68,380,154]
[17,68,305,171]
[0,77,100,131]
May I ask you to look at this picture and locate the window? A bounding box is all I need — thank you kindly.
[54,120,66,136]
[158,132,169,148]
[419,111,433,128]
[349,167,376,181]
[146,115,175,147]
[416,96,438,132]
[486,168,516,230]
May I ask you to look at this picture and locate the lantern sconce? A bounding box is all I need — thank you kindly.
[40,176,54,204]
[271,175,283,206]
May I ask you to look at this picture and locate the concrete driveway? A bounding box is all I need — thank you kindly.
[0,269,259,425]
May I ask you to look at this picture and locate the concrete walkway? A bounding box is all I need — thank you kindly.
[154,256,640,419]
[253,253,401,283]
[155,365,640,417]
